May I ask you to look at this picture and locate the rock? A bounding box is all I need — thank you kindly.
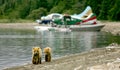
[109,43,119,47]
[74,65,82,70]
[88,58,120,70]
[105,43,119,52]
[87,65,108,70]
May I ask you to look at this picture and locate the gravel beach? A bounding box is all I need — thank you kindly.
[1,21,120,70]
[101,21,120,35]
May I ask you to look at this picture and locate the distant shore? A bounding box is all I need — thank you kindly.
[0,23,38,30]
[0,21,120,35]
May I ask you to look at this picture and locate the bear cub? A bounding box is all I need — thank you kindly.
[32,47,42,64]
[44,47,52,62]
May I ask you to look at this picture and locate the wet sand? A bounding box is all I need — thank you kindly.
[1,21,120,70]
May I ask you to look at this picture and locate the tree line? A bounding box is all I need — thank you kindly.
[0,0,120,21]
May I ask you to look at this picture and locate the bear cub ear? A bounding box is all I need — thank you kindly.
[33,47,40,49]
[37,47,39,50]
[32,47,34,49]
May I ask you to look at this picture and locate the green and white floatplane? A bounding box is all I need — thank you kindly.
[35,6,105,32]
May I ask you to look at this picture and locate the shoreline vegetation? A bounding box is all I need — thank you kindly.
[1,21,120,70]
[0,0,120,21]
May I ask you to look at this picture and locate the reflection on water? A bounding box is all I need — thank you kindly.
[0,29,120,69]
[39,32,98,57]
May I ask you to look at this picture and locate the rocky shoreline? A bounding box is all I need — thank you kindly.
[101,21,120,35]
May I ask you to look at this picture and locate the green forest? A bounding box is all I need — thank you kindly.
[0,0,120,21]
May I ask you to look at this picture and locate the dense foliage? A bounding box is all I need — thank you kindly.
[0,0,120,21]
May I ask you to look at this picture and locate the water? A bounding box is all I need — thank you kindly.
[0,29,120,69]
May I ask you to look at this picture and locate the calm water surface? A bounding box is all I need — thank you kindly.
[0,29,120,69]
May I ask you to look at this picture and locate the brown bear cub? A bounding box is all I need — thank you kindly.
[32,47,42,64]
[44,47,52,62]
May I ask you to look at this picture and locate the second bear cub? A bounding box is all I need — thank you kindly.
[44,47,51,62]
